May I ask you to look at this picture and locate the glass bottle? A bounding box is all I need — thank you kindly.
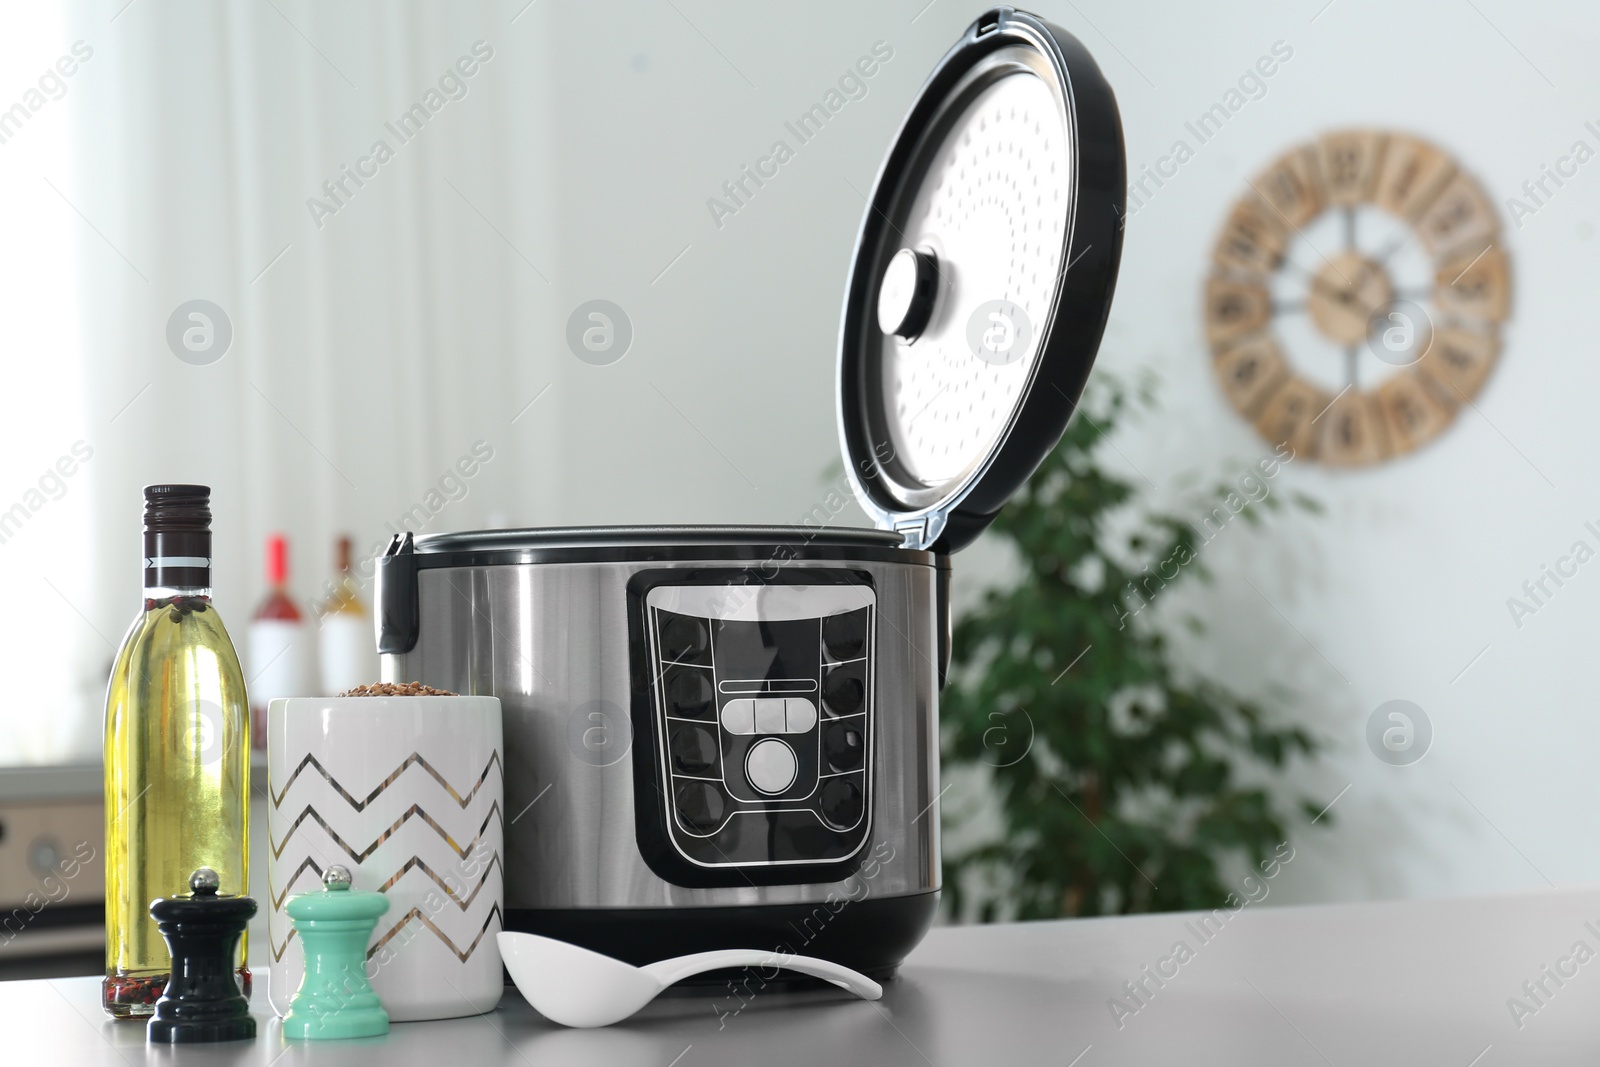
[248,533,307,749]
[317,535,375,695]
[103,484,250,1017]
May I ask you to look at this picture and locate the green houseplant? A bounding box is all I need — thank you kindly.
[940,377,1324,921]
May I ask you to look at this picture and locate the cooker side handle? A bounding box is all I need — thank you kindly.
[375,532,420,655]
[935,553,952,691]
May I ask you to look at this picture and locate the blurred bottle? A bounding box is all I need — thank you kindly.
[247,534,313,747]
[318,535,377,695]
[103,484,250,1017]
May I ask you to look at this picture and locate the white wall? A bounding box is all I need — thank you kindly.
[8,0,1600,907]
[1019,0,1600,905]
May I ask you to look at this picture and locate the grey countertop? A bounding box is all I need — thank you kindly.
[5,888,1598,1065]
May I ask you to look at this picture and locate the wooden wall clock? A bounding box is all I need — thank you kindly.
[1203,129,1510,466]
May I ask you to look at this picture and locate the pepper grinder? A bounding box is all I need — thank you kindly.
[147,867,256,1044]
[283,864,390,1040]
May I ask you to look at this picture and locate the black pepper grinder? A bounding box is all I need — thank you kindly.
[147,867,257,1044]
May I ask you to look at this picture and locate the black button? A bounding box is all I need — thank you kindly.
[665,667,714,718]
[822,665,864,716]
[823,723,864,773]
[671,724,718,774]
[819,777,863,830]
[823,609,868,660]
[661,614,709,662]
[676,781,726,831]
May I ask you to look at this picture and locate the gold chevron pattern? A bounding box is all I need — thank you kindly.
[270,856,325,910]
[270,903,503,965]
[268,801,502,863]
[367,903,503,963]
[268,744,504,979]
[269,751,502,812]
[271,852,503,911]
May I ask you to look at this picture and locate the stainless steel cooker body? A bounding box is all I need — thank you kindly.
[378,529,946,974]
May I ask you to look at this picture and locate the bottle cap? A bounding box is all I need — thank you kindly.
[266,534,289,586]
[143,484,211,527]
[143,485,213,589]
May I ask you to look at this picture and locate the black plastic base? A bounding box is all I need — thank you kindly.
[509,890,939,986]
[147,1014,256,1044]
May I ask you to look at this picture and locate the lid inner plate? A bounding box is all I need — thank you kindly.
[881,67,1071,488]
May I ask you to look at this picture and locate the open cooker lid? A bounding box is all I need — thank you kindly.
[838,7,1125,553]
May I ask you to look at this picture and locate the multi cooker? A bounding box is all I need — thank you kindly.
[374,6,1124,977]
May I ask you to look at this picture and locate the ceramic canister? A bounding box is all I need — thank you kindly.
[267,695,504,1021]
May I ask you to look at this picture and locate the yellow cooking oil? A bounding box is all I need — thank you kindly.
[103,592,250,1017]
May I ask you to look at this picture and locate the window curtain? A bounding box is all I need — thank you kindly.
[2,0,563,764]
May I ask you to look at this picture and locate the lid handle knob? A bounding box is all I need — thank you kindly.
[877,247,940,340]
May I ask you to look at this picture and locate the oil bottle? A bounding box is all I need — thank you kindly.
[103,484,250,1017]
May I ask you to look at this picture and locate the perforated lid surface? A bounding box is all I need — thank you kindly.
[883,70,1068,487]
[837,7,1125,552]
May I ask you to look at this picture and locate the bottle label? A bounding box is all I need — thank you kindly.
[318,614,378,695]
[249,620,315,711]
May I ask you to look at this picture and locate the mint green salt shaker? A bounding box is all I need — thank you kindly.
[282,865,390,1040]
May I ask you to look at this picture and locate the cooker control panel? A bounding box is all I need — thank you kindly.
[640,582,874,872]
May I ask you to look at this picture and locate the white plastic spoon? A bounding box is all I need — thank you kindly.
[497,931,883,1028]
